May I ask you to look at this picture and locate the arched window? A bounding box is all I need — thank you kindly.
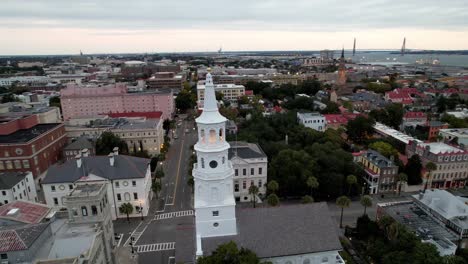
[209,129,216,144]
[219,129,223,141]
[91,205,98,216]
[201,158,205,168]
[124,192,131,201]
[200,129,205,143]
[81,206,88,216]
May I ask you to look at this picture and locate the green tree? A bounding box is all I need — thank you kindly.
[369,141,399,159]
[119,203,134,222]
[267,180,279,194]
[306,176,319,198]
[215,91,224,101]
[197,241,267,264]
[1,93,17,103]
[267,194,279,207]
[346,116,375,143]
[95,132,128,155]
[360,195,372,216]
[346,175,357,196]
[175,89,196,112]
[413,242,443,264]
[336,195,351,228]
[404,154,423,185]
[49,96,61,111]
[369,103,404,129]
[248,185,259,208]
[155,168,165,183]
[423,162,437,192]
[152,180,161,199]
[301,195,314,203]
[397,173,408,196]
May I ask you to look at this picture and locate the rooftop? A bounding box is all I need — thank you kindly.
[68,183,105,198]
[297,112,324,119]
[228,141,267,160]
[0,123,61,144]
[417,142,464,154]
[108,111,162,119]
[0,223,50,253]
[63,136,94,151]
[439,128,468,137]
[202,203,342,259]
[363,149,396,168]
[373,122,422,145]
[0,200,51,224]
[0,172,29,190]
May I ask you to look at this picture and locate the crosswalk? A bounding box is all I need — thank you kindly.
[136,242,175,253]
[153,210,194,220]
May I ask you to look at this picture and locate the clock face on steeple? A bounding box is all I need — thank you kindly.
[209,160,218,168]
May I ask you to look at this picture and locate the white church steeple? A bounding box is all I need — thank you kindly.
[193,70,237,245]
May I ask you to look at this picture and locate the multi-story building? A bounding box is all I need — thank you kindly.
[229,141,267,202]
[63,136,95,160]
[428,121,449,141]
[0,103,62,124]
[0,171,38,204]
[297,112,326,132]
[402,111,427,129]
[439,128,468,148]
[197,82,245,109]
[355,150,398,194]
[42,150,152,220]
[65,114,164,154]
[147,72,184,90]
[407,140,468,189]
[0,76,52,87]
[61,83,174,120]
[0,116,67,177]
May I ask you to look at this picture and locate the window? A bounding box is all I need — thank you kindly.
[250,180,254,187]
[22,160,30,168]
[115,181,120,188]
[132,181,136,187]
[51,185,56,192]
[259,180,262,187]
[134,193,138,200]
[117,193,121,201]
[81,206,88,216]
[243,181,247,189]
[21,181,24,186]
[212,211,219,216]
[250,168,254,175]
[28,186,31,192]
[201,158,205,168]
[5,161,13,169]
[219,129,223,141]
[243,169,246,176]
[235,169,238,176]
[222,156,225,164]
[91,205,98,216]
[3,201,7,204]
[234,183,239,192]
[69,184,74,190]
[0,253,7,260]
[53,198,59,205]
[1,191,5,196]
[200,129,205,143]
[209,129,216,144]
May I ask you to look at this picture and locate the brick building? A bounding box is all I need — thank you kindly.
[147,72,184,90]
[428,121,449,141]
[406,141,468,189]
[0,116,67,177]
[355,149,398,194]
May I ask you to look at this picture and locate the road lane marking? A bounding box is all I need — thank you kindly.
[153,210,194,220]
[136,242,175,253]
[172,130,186,205]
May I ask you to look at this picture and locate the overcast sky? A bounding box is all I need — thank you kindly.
[1,0,468,55]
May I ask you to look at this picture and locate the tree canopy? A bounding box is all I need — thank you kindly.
[369,103,404,130]
[404,154,423,185]
[369,141,399,159]
[345,116,375,143]
[197,241,270,264]
[95,132,129,155]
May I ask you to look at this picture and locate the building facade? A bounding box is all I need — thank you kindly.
[61,83,174,120]
[197,83,245,109]
[0,171,38,204]
[297,112,326,132]
[0,116,67,177]
[439,128,468,148]
[42,150,152,220]
[229,142,267,202]
[355,150,398,194]
[406,141,468,189]
[147,72,184,90]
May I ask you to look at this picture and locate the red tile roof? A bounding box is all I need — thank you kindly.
[244,90,254,96]
[108,111,163,119]
[0,201,50,224]
[0,230,27,252]
[404,111,427,119]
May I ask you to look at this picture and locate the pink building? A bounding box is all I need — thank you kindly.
[61,83,174,120]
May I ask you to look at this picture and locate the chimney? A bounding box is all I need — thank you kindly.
[81,148,89,157]
[108,153,115,166]
[113,147,119,156]
[75,154,82,168]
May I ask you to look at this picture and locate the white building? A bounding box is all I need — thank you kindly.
[297,112,326,132]
[0,171,37,204]
[229,141,267,202]
[41,148,152,220]
[439,128,468,148]
[197,82,245,109]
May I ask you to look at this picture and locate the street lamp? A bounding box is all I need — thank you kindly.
[129,236,135,254]
[139,202,144,220]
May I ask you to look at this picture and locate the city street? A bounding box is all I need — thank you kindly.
[114,117,197,264]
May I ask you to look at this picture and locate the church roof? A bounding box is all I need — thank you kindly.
[202,202,342,259]
[228,141,266,160]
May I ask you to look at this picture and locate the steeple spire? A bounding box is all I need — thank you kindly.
[196,69,227,124]
[341,47,345,59]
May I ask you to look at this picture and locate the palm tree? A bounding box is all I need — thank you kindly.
[397,173,408,196]
[267,194,279,207]
[306,176,319,198]
[423,162,437,193]
[248,185,259,208]
[119,203,134,222]
[346,175,357,196]
[267,180,279,194]
[336,195,351,228]
[360,195,373,216]
[151,180,161,199]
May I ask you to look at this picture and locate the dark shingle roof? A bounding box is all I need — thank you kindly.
[0,223,50,252]
[0,172,28,190]
[228,141,266,160]
[42,155,149,184]
[202,202,342,258]
[63,136,94,151]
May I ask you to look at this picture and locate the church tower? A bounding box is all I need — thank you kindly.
[193,70,237,242]
[337,47,347,86]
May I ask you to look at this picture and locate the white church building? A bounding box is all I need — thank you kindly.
[176,71,345,264]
